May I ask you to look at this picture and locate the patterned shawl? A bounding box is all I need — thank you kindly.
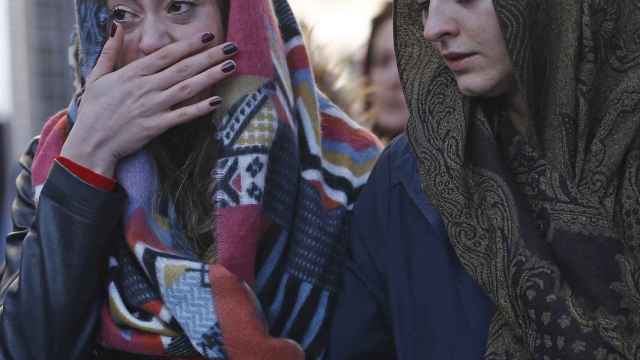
[395,0,640,359]
[30,1,381,359]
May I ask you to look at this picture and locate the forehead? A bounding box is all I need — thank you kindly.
[106,0,166,7]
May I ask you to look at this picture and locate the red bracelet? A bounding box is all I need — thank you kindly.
[55,156,117,191]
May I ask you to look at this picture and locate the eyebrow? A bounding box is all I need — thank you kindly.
[108,0,142,7]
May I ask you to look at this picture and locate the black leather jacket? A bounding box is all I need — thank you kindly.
[0,138,136,359]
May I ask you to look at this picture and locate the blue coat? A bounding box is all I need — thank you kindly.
[328,135,495,359]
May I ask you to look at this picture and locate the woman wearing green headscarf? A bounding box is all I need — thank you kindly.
[329,0,640,358]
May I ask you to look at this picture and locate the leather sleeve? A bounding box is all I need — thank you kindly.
[0,137,126,360]
[0,139,37,306]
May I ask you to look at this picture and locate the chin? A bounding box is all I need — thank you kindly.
[455,71,513,98]
[457,81,501,98]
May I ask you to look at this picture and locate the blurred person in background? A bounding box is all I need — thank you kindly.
[363,2,409,143]
[0,0,379,358]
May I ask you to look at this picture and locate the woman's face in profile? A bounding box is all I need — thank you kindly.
[107,0,225,67]
[420,0,514,98]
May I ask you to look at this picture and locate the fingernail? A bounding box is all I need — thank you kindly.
[223,43,238,55]
[222,60,236,73]
[201,32,215,43]
[110,23,117,38]
[210,98,222,107]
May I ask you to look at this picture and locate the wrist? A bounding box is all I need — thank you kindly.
[56,156,117,191]
[61,142,117,178]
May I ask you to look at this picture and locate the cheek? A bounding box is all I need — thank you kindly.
[190,8,226,40]
[370,67,393,88]
[470,59,514,97]
[487,43,514,90]
[474,27,513,90]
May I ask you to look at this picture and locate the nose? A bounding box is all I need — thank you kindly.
[139,17,173,56]
[423,1,459,43]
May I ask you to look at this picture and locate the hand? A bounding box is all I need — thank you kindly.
[61,25,238,178]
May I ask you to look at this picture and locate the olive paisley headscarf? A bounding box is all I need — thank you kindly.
[394,0,640,358]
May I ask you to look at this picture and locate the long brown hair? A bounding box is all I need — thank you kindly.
[363,2,394,140]
[363,2,393,82]
[148,0,230,262]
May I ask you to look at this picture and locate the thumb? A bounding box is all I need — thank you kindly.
[87,23,123,84]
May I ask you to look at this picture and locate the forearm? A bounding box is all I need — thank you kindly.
[0,163,124,359]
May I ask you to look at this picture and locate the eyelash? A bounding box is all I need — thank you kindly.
[109,1,196,24]
[110,6,136,24]
[167,1,197,15]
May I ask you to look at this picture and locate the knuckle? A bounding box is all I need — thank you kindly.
[176,108,191,122]
[154,49,173,66]
[176,82,194,98]
[139,118,158,137]
[203,73,222,89]
[207,68,223,82]
[206,49,221,64]
[100,47,115,58]
[175,63,192,77]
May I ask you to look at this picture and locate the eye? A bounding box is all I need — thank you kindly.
[167,1,196,15]
[110,6,137,23]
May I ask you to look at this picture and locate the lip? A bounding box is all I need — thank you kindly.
[442,52,477,72]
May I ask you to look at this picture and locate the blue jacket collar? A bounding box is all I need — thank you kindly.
[387,135,448,239]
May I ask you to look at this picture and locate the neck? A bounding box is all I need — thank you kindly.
[506,90,528,135]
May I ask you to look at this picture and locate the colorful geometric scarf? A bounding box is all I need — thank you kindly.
[30,1,381,358]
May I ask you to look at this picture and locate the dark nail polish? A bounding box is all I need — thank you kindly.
[222,61,236,73]
[223,43,238,55]
[110,23,117,38]
[210,98,222,107]
[201,32,215,43]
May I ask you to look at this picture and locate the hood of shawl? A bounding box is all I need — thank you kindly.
[392,0,536,130]
[394,0,640,181]
[73,0,111,86]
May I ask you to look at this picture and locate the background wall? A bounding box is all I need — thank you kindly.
[4,0,76,160]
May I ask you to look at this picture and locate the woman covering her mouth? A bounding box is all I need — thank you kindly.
[0,0,381,358]
[330,0,640,358]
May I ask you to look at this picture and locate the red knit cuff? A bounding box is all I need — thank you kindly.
[55,156,117,191]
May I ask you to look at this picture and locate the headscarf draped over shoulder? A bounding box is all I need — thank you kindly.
[395,0,640,358]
